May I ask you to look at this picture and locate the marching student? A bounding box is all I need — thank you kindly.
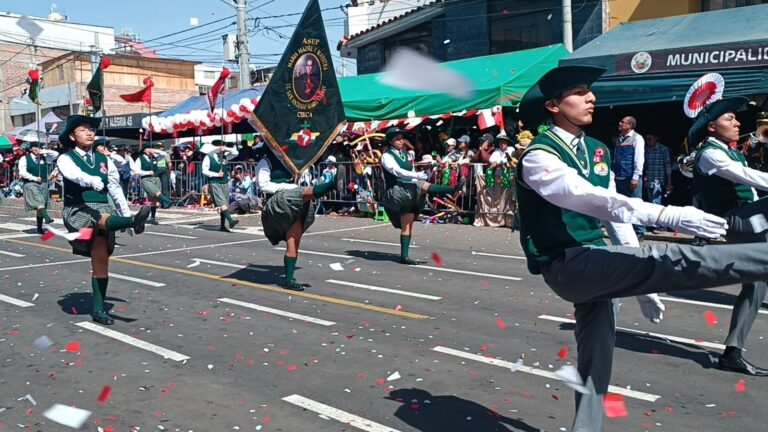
[18,138,58,233]
[200,140,239,232]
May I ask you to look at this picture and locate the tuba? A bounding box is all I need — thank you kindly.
[756,112,768,144]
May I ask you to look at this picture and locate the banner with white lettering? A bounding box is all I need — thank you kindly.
[615,42,768,76]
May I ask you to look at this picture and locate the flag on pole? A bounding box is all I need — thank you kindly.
[27,69,41,104]
[119,76,154,104]
[86,57,111,114]
[207,67,230,112]
[477,106,503,130]
[247,0,346,176]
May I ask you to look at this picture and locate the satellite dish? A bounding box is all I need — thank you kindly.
[683,73,724,119]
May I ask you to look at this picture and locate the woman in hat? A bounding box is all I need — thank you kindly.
[380,127,464,265]
[131,145,174,224]
[56,115,151,325]
[17,139,58,233]
[256,148,336,291]
[200,140,239,232]
[689,96,768,376]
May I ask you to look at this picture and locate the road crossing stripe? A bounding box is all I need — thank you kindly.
[471,251,526,260]
[0,222,37,231]
[431,346,660,402]
[75,321,190,361]
[658,296,768,315]
[0,258,91,272]
[282,394,401,432]
[0,293,34,308]
[0,250,25,257]
[218,298,336,326]
[190,258,266,271]
[0,233,36,240]
[326,279,442,300]
[109,273,166,287]
[145,232,197,239]
[537,315,726,350]
[341,238,418,248]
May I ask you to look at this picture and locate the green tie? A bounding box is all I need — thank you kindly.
[85,152,93,165]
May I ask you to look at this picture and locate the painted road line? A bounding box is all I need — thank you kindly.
[230,226,264,235]
[5,239,430,320]
[75,321,190,361]
[282,394,401,432]
[275,247,352,258]
[0,222,36,232]
[218,298,336,326]
[190,258,266,271]
[0,293,34,308]
[431,346,660,403]
[414,265,522,281]
[658,296,768,316]
[326,279,442,300]
[109,273,166,287]
[538,315,726,350]
[145,232,197,239]
[20,217,63,224]
[0,233,36,240]
[0,250,25,257]
[0,258,91,272]
[471,251,526,260]
[342,238,418,248]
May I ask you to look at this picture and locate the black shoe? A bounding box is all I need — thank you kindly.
[284,280,306,291]
[229,219,239,229]
[44,217,54,224]
[220,226,231,232]
[718,355,768,376]
[400,257,421,265]
[133,206,151,234]
[37,227,45,235]
[148,218,159,225]
[91,312,115,326]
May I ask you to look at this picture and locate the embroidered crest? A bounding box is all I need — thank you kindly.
[99,162,108,174]
[593,147,605,163]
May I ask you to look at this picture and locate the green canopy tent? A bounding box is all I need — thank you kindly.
[339,44,570,121]
[560,4,768,107]
[0,135,15,149]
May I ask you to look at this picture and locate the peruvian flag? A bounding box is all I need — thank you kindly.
[119,76,154,104]
[207,67,230,112]
[478,106,503,130]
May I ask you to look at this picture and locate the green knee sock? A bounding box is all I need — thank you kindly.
[223,210,234,225]
[150,206,157,219]
[105,215,134,231]
[284,256,297,283]
[91,277,108,314]
[39,209,53,223]
[312,178,335,198]
[36,216,43,231]
[400,235,411,260]
[158,194,172,207]
[220,212,227,228]
[427,184,455,194]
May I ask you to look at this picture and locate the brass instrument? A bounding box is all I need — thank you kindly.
[756,112,768,144]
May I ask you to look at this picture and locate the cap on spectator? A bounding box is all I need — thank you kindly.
[324,155,337,164]
[153,141,164,149]
[496,132,513,144]
[444,138,457,147]
[420,154,434,163]
[481,133,495,143]
[458,135,470,143]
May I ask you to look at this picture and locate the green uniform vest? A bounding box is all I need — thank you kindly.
[382,149,414,189]
[139,154,160,176]
[693,138,754,217]
[516,131,611,274]
[265,151,292,184]
[63,150,109,206]
[205,153,230,184]
[25,154,47,180]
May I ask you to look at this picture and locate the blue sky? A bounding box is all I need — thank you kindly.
[4,0,355,74]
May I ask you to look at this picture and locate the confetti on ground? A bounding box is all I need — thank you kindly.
[703,310,718,327]
[43,404,91,428]
[97,386,112,404]
[603,393,628,418]
[329,263,344,271]
[430,252,443,266]
[40,230,55,241]
[553,365,590,394]
[387,371,401,381]
[735,379,746,393]
[33,335,54,349]
[557,347,568,360]
[495,318,506,329]
[65,341,80,353]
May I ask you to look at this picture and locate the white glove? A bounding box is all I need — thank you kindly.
[90,176,105,192]
[636,294,665,324]
[416,171,429,181]
[656,206,727,239]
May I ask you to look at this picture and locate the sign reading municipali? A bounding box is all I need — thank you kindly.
[615,41,768,75]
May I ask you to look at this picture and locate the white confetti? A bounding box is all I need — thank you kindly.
[509,359,523,372]
[207,364,214,370]
[187,260,201,268]
[33,335,54,349]
[32,293,39,301]
[43,404,91,428]
[553,365,592,394]
[329,262,344,271]
[386,371,401,381]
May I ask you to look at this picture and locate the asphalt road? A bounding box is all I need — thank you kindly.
[0,201,766,432]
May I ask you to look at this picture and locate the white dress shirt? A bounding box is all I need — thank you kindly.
[130,153,156,176]
[255,158,298,194]
[105,151,128,168]
[521,125,664,229]
[697,137,763,199]
[615,130,645,181]
[202,147,239,178]
[57,147,130,217]
[18,150,59,181]
[381,151,427,182]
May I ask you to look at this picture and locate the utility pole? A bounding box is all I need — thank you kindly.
[235,0,251,89]
[562,0,573,52]
[28,38,41,137]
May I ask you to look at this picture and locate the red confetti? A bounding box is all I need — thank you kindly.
[394,305,403,311]
[603,393,628,418]
[231,282,238,287]
[77,228,93,240]
[65,341,80,353]
[703,310,718,327]
[735,379,746,393]
[557,346,569,360]
[495,318,507,329]
[358,373,366,380]
[287,364,298,372]
[71,306,78,315]
[97,385,112,404]
[40,231,55,241]
[430,252,443,266]
[480,344,488,352]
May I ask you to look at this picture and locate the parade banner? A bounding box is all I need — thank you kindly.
[120,76,154,104]
[615,41,768,75]
[86,57,111,114]
[248,0,346,176]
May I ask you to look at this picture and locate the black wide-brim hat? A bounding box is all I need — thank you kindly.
[687,96,748,145]
[385,127,406,142]
[519,65,606,128]
[59,115,101,148]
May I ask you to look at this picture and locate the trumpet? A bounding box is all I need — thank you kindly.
[756,112,768,143]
